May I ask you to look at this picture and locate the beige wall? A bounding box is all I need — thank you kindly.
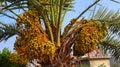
[81,56,111,67]
[90,59,110,67]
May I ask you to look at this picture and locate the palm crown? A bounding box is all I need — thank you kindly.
[0,0,120,66]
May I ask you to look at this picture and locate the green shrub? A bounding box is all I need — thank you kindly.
[98,63,106,67]
[111,63,118,67]
[80,63,90,67]
[0,48,25,67]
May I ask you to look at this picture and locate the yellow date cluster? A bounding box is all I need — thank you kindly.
[73,20,107,56]
[11,10,56,64]
[9,53,28,65]
[28,34,56,62]
[16,10,42,39]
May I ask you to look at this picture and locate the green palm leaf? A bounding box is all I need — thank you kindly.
[111,0,120,4]
[0,0,27,11]
[100,35,120,62]
[91,7,120,62]
[92,7,120,36]
[1,0,74,11]
[0,22,18,42]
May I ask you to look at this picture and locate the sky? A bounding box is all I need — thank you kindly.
[0,0,120,51]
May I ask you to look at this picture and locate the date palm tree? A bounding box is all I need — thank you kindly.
[0,0,120,66]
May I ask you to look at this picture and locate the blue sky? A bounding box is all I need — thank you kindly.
[0,0,120,51]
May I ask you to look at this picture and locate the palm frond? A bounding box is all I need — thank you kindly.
[0,11,16,20]
[0,22,18,42]
[1,0,74,11]
[76,0,100,20]
[1,0,27,11]
[91,7,120,62]
[111,0,120,4]
[63,0,74,11]
[91,7,120,37]
[100,35,120,62]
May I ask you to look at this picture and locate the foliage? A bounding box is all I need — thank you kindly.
[0,48,24,67]
[0,22,18,42]
[80,63,90,67]
[111,63,119,67]
[98,63,106,67]
[1,0,120,66]
[111,0,120,4]
[91,7,120,61]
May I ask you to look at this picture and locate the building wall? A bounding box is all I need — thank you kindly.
[90,59,110,67]
[80,56,111,67]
